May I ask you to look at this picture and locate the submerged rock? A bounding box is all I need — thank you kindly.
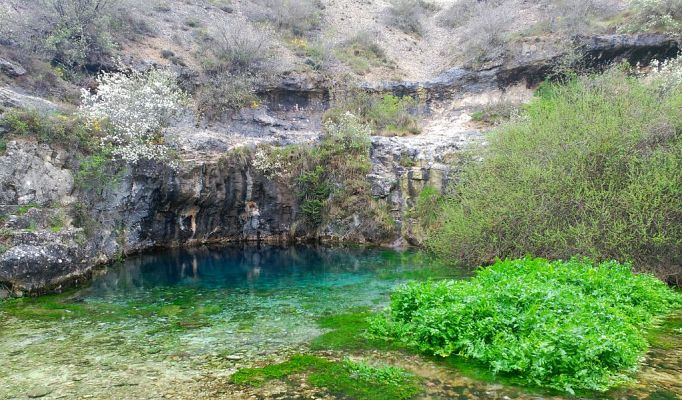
[26,387,52,398]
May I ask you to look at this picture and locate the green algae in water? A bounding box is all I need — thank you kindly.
[0,245,432,399]
[2,245,681,400]
[231,355,423,400]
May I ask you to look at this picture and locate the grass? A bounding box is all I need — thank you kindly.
[325,92,420,137]
[0,109,102,153]
[231,355,422,400]
[336,31,393,75]
[310,308,386,351]
[17,203,38,216]
[422,64,682,280]
[370,257,682,393]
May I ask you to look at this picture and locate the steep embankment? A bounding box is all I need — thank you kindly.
[0,33,680,296]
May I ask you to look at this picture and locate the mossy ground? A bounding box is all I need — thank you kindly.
[231,355,422,400]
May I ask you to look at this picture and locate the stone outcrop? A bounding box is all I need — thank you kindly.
[1,33,679,296]
[0,57,26,78]
[364,34,681,101]
[0,87,62,114]
[0,140,75,206]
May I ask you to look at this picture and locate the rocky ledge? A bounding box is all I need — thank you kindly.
[1,33,679,296]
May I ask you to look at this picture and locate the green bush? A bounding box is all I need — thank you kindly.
[423,65,682,280]
[0,109,102,152]
[371,257,681,393]
[336,32,392,75]
[386,0,439,36]
[75,148,122,194]
[325,92,420,136]
[624,0,682,34]
[297,166,331,225]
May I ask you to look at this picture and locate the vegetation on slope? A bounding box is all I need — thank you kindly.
[253,112,395,239]
[417,62,682,281]
[370,257,681,393]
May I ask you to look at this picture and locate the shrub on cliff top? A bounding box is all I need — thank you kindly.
[325,92,420,136]
[370,257,681,393]
[79,68,187,164]
[421,62,682,281]
[623,0,682,34]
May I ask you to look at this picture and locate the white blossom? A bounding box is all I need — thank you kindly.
[80,68,187,164]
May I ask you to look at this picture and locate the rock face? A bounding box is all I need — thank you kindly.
[101,156,299,253]
[0,140,75,206]
[365,34,681,101]
[1,33,679,295]
[0,57,27,78]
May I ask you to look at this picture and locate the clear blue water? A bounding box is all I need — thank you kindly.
[0,245,450,399]
[0,245,679,400]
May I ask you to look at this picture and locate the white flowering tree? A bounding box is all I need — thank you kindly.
[80,68,187,163]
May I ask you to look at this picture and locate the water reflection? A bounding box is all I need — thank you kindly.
[85,244,407,297]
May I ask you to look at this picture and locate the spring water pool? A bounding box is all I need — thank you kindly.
[0,245,679,400]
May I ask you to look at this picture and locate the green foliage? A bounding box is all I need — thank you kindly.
[407,186,444,244]
[325,92,420,136]
[48,211,66,233]
[17,203,38,216]
[371,258,681,393]
[424,67,682,279]
[230,355,325,386]
[308,359,422,400]
[1,287,224,329]
[72,201,100,238]
[253,113,393,238]
[310,309,384,350]
[387,0,439,36]
[336,32,393,75]
[623,0,682,34]
[231,355,422,400]
[297,166,331,226]
[75,148,121,194]
[0,109,102,152]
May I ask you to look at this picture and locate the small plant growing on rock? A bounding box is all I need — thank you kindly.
[386,0,438,36]
[624,0,682,34]
[250,0,323,36]
[325,92,420,136]
[79,68,187,164]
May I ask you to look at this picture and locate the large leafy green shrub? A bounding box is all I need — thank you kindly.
[422,63,682,280]
[370,258,681,393]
